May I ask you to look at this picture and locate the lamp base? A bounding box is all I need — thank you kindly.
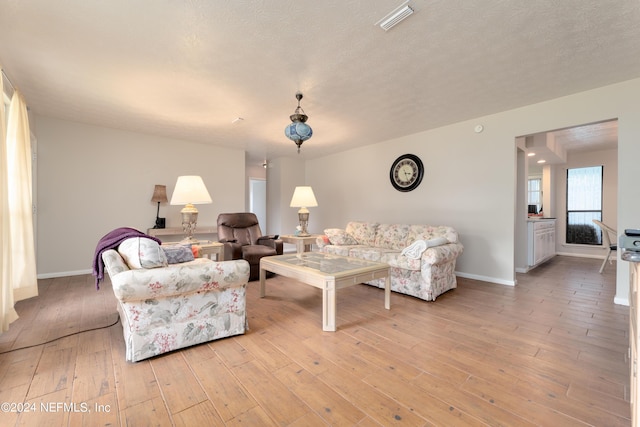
[153,217,166,229]
[180,206,199,243]
[298,211,310,236]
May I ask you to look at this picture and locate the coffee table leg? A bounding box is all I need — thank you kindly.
[259,267,266,297]
[323,280,337,332]
[384,275,391,310]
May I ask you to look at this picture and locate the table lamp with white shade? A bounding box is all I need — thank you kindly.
[170,175,212,243]
[289,186,318,237]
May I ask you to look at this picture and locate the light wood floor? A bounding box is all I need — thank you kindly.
[0,256,630,426]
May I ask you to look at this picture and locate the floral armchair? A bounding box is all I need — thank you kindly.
[101,237,250,362]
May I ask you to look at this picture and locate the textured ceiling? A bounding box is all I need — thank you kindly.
[1,1,639,166]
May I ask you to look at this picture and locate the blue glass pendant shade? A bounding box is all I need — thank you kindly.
[284,122,313,142]
[285,92,312,153]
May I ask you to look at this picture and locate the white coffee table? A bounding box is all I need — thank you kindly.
[259,253,390,331]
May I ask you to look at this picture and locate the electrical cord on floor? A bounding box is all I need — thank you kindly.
[0,313,120,355]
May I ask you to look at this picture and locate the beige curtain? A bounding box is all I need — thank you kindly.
[1,73,38,332]
[0,72,19,331]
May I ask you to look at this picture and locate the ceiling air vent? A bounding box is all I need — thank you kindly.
[378,4,414,31]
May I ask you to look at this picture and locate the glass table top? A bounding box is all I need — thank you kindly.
[273,252,386,274]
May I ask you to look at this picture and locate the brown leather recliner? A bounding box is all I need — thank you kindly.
[217,213,283,281]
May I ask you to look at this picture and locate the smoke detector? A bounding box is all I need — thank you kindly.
[377,3,414,31]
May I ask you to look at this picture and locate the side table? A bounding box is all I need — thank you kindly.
[195,242,225,261]
[280,234,320,254]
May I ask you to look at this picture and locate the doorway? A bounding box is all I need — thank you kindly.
[514,120,618,274]
[249,178,266,229]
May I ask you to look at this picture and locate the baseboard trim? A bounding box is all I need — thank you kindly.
[38,269,92,279]
[556,251,616,261]
[456,271,516,287]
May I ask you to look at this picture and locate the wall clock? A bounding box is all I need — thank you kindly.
[389,154,424,192]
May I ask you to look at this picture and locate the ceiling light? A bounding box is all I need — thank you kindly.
[528,152,536,157]
[377,4,414,31]
[537,160,546,164]
[284,92,313,154]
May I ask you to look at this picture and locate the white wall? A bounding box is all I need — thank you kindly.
[31,78,640,304]
[304,78,640,303]
[34,116,246,277]
[554,148,618,258]
[266,157,306,236]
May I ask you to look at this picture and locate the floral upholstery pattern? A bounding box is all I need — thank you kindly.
[323,228,358,245]
[118,237,168,269]
[345,222,379,246]
[317,221,463,301]
[102,249,250,362]
[374,223,411,250]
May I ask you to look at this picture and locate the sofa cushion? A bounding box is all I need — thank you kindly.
[324,228,358,245]
[322,244,355,257]
[348,246,387,262]
[407,225,458,244]
[345,222,379,246]
[374,223,411,250]
[118,237,168,269]
[346,247,421,271]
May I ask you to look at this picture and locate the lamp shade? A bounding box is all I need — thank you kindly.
[290,186,318,208]
[150,185,168,203]
[284,122,313,142]
[170,176,212,205]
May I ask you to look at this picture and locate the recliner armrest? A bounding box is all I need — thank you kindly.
[257,237,283,254]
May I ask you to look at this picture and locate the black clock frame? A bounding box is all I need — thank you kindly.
[389,154,424,192]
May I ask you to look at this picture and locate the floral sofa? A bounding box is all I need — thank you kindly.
[316,221,464,301]
[101,237,250,362]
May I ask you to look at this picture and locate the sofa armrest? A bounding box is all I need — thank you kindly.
[102,249,130,277]
[109,258,251,302]
[316,235,331,248]
[422,242,464,265]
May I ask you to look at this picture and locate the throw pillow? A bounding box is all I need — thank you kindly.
[324,228,358,245]
[118,237,168,269]
[162,244,195,264]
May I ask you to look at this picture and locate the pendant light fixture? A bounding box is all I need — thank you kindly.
[284,92,313,153]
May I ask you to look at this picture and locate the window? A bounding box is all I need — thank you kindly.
[528,178,542,213]
[566,166,603,245]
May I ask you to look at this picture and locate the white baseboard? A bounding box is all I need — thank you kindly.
[37,269,92,279]
[555,251,615,261]
[456,271,516,287]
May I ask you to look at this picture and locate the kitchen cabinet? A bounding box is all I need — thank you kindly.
[527,219,556,267]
